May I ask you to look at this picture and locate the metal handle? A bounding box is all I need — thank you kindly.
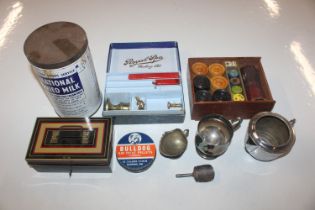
[230,117,243,131]
[51,126,91,144]
[60,125,84,131]
[289,119,296,127]
[183,129,189,137]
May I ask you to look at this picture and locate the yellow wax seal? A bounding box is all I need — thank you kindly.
[208,63,225,77]
[210,76,228,91]
[232,93,245,101]
[191,62,208,75]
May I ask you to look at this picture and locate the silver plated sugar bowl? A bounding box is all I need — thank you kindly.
[245,112,296,161]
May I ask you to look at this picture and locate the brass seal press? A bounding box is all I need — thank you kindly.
[105,99,130,110]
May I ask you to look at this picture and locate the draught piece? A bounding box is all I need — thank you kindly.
[176,164,215,182]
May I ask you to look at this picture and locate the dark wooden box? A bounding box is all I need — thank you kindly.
[188,57,276,120]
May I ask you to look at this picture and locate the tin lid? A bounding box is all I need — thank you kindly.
[24,22,88,69]
[116,132,156,173]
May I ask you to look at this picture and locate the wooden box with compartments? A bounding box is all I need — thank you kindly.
[25,118,113,173]
[187,57,276,120]
[102,42,185,124]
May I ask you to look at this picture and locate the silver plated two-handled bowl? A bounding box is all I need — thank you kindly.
[245,112,296,161]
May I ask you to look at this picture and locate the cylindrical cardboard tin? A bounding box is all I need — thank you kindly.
[24,22,101,117]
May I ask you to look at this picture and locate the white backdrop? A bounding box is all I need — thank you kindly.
[0,0,314,209]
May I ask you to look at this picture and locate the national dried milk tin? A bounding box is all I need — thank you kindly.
[24,22,101,117]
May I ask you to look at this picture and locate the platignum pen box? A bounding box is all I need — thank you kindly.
[26,117,113,173]
[102,41,185,124]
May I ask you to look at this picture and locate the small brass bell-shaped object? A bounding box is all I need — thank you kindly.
[159,129,189,158]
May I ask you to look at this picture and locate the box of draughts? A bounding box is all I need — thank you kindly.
[187,57,275,120]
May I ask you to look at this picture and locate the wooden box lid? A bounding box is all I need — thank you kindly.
[26,118,113,166]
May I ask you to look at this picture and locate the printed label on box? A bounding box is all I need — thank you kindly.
[110,48,179,73]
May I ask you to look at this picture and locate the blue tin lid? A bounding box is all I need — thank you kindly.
[116,132,156,172]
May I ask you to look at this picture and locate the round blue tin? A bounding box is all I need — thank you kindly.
[116,132,156,173]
